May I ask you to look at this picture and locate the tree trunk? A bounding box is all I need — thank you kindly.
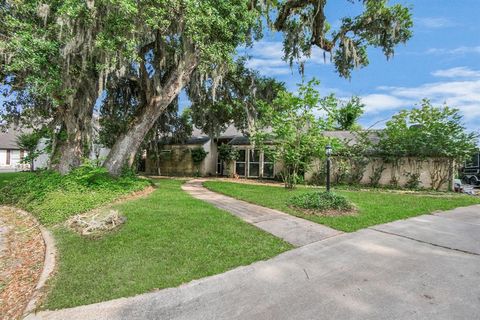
[103,52,197,176]
[50,81,97,174]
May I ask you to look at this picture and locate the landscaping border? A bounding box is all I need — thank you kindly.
[22,211,57,317]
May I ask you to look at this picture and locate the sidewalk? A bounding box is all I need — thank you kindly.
[181,179,342,247]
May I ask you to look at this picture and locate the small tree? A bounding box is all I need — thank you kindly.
[217,144,239,176]
[377,100,479,190]
[16,132,42,172]
[191,148,208,177]
[335,97,365,130]
[255,80,340,189]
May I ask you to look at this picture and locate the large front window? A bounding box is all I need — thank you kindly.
[235,149,246,176]
[263,152,274,178]
[248,149,260,177]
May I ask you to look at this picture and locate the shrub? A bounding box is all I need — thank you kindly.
[0,163,151,224]
[287,192,354,212]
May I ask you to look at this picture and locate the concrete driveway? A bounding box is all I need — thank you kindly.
[28,205,480,320]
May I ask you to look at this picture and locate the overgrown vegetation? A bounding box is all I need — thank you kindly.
[308,101,478,190]
[0,164,150,224]
[287,192,354,212]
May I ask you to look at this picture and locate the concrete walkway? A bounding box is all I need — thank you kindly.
[27,204,480,320]
[181,179,342,247]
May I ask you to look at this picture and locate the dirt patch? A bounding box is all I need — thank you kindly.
[0,207,44,320]
[289,205,358,217]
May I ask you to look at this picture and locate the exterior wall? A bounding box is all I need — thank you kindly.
[0,149,30,172]
[145,142,213,177]
[306,157,454,191]
[202,140,217,176]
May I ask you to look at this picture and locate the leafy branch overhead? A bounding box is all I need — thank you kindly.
[274,0,413,77]
[1,0,413,175]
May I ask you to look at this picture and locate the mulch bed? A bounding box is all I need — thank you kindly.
[0,207,45,320]
[289,205,358,217]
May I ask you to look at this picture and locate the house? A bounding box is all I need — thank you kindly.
[0,126,30,172]
[145,125,280,178]
[146,126,454,190]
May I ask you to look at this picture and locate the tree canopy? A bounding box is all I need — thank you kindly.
[376,100,478,161]
[1,0,414,175]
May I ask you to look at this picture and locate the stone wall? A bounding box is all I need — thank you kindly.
[306,157,454,191]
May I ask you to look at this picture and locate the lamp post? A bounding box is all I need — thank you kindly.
[326,144,332,192]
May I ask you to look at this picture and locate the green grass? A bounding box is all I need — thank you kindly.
[0,172,30,188]
[204,181,480,232]
[43,179,291,310]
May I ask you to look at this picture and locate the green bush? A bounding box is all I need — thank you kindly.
[287,192,354,212]
[0,163,151,224]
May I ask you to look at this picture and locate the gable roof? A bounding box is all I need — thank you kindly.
[0,126,23,149]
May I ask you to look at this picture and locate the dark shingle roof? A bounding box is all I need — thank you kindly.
[160,136,210,145]
[228,136,250,145]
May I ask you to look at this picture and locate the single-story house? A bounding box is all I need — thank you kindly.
[146,126,455,190]
[0,126,30,172]
[145,125,280,178]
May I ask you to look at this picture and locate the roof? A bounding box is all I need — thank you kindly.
[166,126,381,147]
[228,136,251,145]
[0,126,23,149]
[160,136,210,145]
[323,130,381,146]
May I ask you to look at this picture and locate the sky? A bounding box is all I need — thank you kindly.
[2,1,479,133]
[240,0,480,132]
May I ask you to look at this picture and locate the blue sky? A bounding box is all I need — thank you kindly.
[2,1,478,133]
[241,0,480,132]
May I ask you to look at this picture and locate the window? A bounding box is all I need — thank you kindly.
[465,153,480,168]
[6,149,10,165]
[235,149,246,176]
[262,152,274,178]
[248,149,260,177]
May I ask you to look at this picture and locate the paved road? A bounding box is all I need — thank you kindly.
[27,203,480,320]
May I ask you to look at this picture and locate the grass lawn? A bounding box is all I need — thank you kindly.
[0,172,30,188]
[204,181,480,232]
[43,179,291,310]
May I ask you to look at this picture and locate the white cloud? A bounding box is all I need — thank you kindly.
[242,41,329,76]
[360,77,480,130]
[416,17,456,29]
[425,46,480,55]
[432,67,480,78]
[360,94,411,113]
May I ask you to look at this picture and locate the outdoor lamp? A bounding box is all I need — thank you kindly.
[325,144,332,192]
[326,144,332,157]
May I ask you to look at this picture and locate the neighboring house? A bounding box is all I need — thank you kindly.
[0,127,30,172]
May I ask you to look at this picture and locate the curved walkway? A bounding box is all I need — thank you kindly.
[181,179,342,247]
